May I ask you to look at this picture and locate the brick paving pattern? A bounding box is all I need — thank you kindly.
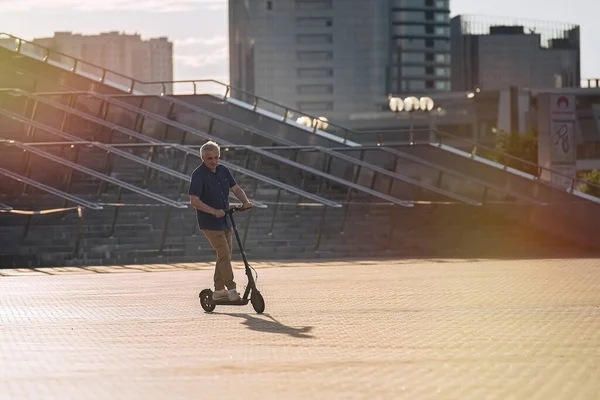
[1,258,599,399]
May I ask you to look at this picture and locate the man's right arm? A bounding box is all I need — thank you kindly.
[189,195,221,217]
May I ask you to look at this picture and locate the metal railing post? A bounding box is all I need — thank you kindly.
[158,206,173,255]
[73,206,84,257]
[386,206,397,251]
[314,205,328,252]
[340,152,363,233]
[387,155,399,195]
[22,100,40,193]
[59,94,76,133]
[97,128,115,198]
[161,102,175,141]
[207,117,214,135]
[268,189,282,235]
[21,215,32,241]
[223,86,230,100]
[62,144,82,213]
[143,145,156,189]
[97,101,110,140]
[108,187,123,238]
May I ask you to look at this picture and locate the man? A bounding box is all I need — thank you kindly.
[188,140,253,302]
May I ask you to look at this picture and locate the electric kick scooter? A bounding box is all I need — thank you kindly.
[199,206,265,314]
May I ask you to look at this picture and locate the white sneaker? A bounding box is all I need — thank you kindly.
[213,289,228,300]
[228,289,241,301]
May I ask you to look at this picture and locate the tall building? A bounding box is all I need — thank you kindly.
[228,0,451,121]
[32,31,174,94]
[450,15,580,92]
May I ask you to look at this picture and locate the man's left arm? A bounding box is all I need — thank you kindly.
[227,168,253,209]
[231,185,253,209]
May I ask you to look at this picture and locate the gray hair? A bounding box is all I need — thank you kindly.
[200,141,220,159]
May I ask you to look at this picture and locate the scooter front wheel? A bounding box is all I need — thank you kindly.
[199,289,216,312]
[251,290,265,314]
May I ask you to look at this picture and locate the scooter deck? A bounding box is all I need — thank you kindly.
[211,298,250,306]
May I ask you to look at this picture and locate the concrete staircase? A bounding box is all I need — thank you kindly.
[1,139,589,268]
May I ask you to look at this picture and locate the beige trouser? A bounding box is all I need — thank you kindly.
[202,228,235,291]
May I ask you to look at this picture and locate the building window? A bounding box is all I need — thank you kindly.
[297,17,333,27]
[435,67,450,77]
[393,25,425,36]
[295,0,332,10]
[297,34,333,45]
[435,13,449,22]
[408,80,426,90]
[296,51,333,61]
[297,84,334,94]
[267,0,272,10]
[298,101,334,111]
[435,53,449,63]
[435,81,450,90]
[297,67,334,78]
[435,27,449,36]
[402,67,426,77]
[400,52,425,63]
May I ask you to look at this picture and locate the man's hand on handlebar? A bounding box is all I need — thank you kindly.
[241,201,254,210]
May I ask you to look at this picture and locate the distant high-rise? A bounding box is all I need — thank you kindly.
[450,15,580,92]
[33,31,173,94]
[228,0,451,120]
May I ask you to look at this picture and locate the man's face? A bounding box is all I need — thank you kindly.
[202,150,219,171]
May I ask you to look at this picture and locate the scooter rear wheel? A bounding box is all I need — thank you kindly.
[251,290,265,314]
[199,289,216,312]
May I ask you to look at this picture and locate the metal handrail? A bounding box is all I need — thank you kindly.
[0,90,341,208]
[2,31,597,196]
[78,92,445,205]
[8,141,547,204]
[2,141,187,209]
[0,109,267,209]
[427,128,600,193]
[0,167,104,210]
[24,89,416,206]
[377,147,545,205]
[37,91,543,205]
[33,90,485,205]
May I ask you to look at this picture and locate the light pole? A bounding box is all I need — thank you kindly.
[388,95,435,144]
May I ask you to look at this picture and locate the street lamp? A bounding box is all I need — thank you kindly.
[296,116,329,131]
[388,95,436,145]
[388,96,435,113]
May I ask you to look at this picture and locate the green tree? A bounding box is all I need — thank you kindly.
[578,169,600,197]
[492,130,538,175]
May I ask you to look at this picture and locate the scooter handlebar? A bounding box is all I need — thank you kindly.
[225,205,252,215]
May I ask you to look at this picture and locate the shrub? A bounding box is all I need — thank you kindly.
[492,130,538,175]
[578,169,600,197]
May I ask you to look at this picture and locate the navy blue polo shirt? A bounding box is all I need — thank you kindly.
[188,163,237,231]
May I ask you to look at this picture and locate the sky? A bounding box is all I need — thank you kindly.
[1,0,599,86]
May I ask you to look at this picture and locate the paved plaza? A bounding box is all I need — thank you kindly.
[1,258,599,399]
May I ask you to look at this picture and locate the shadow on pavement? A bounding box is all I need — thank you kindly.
[214,312,315,339]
